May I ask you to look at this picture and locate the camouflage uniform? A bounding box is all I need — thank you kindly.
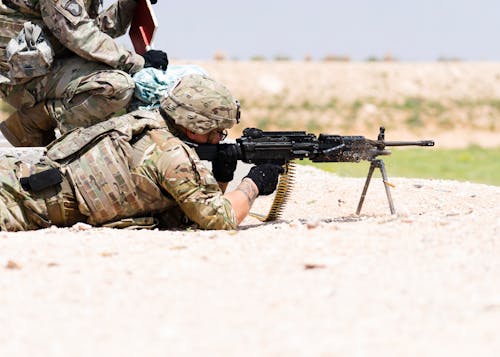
[0,0,143,146]
[0,110,238,231]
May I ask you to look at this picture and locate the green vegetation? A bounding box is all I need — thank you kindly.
[326,97,338,109]
[351,99,363,112]
[250,55,266,61]
[455,98,500,110]
[273,55,291,61]
[399,97,424,111]
[299,146,500,186]
[405,113,424,127]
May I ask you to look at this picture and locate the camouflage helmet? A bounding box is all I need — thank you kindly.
[160,74,240,134]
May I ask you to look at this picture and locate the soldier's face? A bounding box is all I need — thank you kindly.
[188,129,227,144]
[207,129,228,143]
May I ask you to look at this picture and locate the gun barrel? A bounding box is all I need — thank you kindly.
[384,140,435,147]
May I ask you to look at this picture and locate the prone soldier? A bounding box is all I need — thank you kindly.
[0,0,168,147]
[0,74,283,231]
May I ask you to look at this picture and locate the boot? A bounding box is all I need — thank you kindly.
[0,102,57,147]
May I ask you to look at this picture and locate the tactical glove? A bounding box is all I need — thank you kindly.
[244,164,284,196]
[143,50,168,71]
[212,145,238,182]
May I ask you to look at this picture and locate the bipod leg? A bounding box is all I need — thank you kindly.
[378,159,396,215]
[356,160,377,215]
[356,159,396,215]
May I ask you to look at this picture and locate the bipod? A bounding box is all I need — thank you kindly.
[356,159,396,215]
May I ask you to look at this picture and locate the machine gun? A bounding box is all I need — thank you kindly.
[192,126,435,221]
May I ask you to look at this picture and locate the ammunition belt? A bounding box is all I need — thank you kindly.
[249,162,296,222]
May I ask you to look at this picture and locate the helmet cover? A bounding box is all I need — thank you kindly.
[160,74,240,134]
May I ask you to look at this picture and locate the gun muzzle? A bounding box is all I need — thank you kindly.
[385,140,435,147]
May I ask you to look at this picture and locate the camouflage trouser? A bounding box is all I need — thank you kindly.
[0,56,135,146]
[0,157,86,231]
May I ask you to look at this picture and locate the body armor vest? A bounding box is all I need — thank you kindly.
[46,111,174,225]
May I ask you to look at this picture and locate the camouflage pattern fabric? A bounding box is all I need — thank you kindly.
[0,14,30,82]
[0,157,52,231]
[45,108,165,159]
[145,128,238,230]
[5,21,55,80]
[66,135,154,224]
[0,110,238,231]
[0,0,143,76]
[0,0,143,145]
[0,155,87,231]
[160,74,240,134]
[0,57,135,140]
[45,110,238,230]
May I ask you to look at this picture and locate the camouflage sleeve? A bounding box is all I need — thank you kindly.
[39,0,144,73]
[150,134,238,230]
[95,0,136,38]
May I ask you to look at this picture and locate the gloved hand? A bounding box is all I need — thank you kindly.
[212,145,238,183]
[142,50,168,71]
[244,164,284,196]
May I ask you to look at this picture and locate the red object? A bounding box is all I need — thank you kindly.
[129,0,158,55]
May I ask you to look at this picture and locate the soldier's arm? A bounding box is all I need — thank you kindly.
[223,178,259,224]
[39,0,144,73]
[95,0,137,38]
[152,139,239,230]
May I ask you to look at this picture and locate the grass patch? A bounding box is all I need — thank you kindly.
[298,146,500,186]
[301,100,315,110]
[351,100,363,112]
[326,98,338,109]
[426,100,446,115]
[401,97,424,111]
[405,113,424,127]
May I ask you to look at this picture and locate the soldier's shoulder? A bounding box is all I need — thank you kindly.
[149,128,188,153]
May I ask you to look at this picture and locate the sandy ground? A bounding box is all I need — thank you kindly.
[1,163,499,357]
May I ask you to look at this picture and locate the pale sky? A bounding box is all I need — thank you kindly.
[110,0,500,61]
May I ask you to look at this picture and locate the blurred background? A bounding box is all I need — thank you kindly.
[1,0,499,184]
